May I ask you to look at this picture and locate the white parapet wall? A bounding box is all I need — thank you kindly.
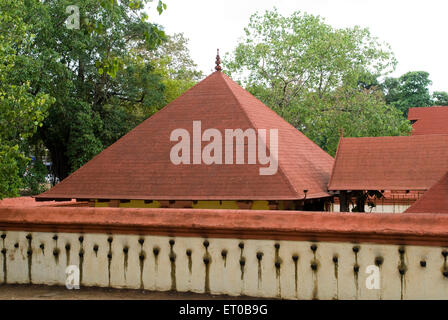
[2,231,448,299]
[1,206,448,299]
[332,203,412,213]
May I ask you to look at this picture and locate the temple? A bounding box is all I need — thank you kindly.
[3,56,448,300]
[34,54,448,214]
[36,53,334,211]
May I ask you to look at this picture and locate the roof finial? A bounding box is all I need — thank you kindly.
[215,49,222,72]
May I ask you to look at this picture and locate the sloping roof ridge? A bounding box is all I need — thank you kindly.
[405,171,448,213]
[219,72,301,198]
[38,73,219,195]
[218,75,334,171]
[218,75,334,150]
[328,136,344,190]
[136,72,216,124]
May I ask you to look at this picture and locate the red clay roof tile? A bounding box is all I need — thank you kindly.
[328,135,448,191]
[36,71,334,201]
[408,106,448,135]
[405,172,448,214]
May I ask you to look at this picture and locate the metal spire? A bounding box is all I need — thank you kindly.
[215,49,222,72]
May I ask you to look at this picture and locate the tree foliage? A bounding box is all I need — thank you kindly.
[1,0,202,195]
[432,91,448,106]
[224,9,410,155]
[149,33,203,103]
[18,0,170,180]
[382,71,434,116]
[302,87,411,155]
[0,0,53,198]
[382,71,448,114]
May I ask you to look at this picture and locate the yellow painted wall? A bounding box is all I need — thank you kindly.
[92,199,336,211]
[119,200,161,208]
[94,201,109,208]
[94,200,271,210]
[250,201,270,210]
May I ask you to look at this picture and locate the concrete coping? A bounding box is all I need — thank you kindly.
[0,206,448,246]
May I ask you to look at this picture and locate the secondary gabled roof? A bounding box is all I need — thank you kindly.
[405,172,448,214]
[37,71,334,201]
[408,106,448,135]
[328,135,448,191]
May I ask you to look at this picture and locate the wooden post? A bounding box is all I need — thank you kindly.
[340,191,349,212]
[356,193,366,212]
[109,199,120,207]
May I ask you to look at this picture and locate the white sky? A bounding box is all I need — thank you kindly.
[147,0,448,92]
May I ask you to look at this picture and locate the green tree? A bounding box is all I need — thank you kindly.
[224,9,409,155]
[22,158,49,195]
[302,87,411,155]
[0,0,53,198]
[432,91,448,106]
[17,0,168,181]
[149,33,204,103]
[382,71,434,116]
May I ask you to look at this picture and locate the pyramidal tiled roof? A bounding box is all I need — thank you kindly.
[405,172,448,214]
[36,71,334,201]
